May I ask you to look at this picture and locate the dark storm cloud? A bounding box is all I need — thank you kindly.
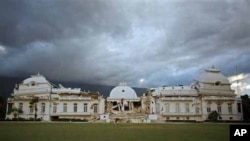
[0,0,249,87]
[0,0,130,47]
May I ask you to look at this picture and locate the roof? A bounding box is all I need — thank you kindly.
[23,74,49,85]
[194,67,230,84]
[151,85,198,96]
[109,85,137,99]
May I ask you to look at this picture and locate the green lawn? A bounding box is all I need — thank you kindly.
[0,122,230,141]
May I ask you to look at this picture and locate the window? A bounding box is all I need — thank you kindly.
[217,104,221,113]
[155,103,160,114]
[29,104,33,114]
[19,103,23,111]
[228,103,232,114]
[175,103,180,113]
[53,103,57,113]
[63,103,67,112]
[185,103,189,113]
[237,103,242,113]
[84,103,88,112]
[215,81,221,86]
[41,103,45,114]
[93,104,98,113]
[31,82,36,86]
[207,104,211,113]
[165,103,170,113]
[195,106,199,114]
[7,103,13,114]
[74,103,77,112]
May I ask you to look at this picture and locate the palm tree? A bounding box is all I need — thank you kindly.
[30,97,39,120]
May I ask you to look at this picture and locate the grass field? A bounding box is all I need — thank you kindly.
[0,122,232,141]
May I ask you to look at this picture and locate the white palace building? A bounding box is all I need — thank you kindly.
[5,67,243,122]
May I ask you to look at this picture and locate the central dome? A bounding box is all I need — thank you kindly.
[109,84,137,99]
[195,67,230,84]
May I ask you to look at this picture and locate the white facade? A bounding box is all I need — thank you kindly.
[6,74,105,121]
[6,67,243,122]
[151,67,243,121]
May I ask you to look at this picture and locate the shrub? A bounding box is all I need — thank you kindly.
[208,111,220,121]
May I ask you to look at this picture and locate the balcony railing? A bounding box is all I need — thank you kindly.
[13,97,49,101]
[204,97,236,101]
[14,87,50,95]
[51,112,93,116]
[161,97,195,101]
[59,97,92,101]
[159,90,197,96]
[162,112,197,116]
[107,98,141,101]
[52,88,81,94]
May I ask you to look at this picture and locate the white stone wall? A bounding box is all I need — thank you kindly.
[6,95,105,121]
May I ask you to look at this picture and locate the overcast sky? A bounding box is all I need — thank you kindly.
[0,0,249,89]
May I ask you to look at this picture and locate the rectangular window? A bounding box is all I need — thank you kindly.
[7,103,13,114]
[93,104,98,113]
[53,103,57,113]
[19,103,23,111]
[175,103,180,113]
[29,104,33,114]
[207,104,211,113]
[74,103,77,112]
[84,103,88,112]
[41,103,45,114]
[195,106,199,114]
[185,103,189,113]
[237,103,241,113]
[228,103,232,114]
[165,103,170,113]
[217,104,221,113]
[63,103,67,112]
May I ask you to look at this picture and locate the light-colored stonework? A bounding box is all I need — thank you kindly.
[5,67,243,122]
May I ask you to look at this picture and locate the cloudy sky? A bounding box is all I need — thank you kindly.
[0,0,249,90]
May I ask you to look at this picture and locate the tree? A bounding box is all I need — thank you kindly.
[208,110,220,121]
[30,97,39,120]
[0,96,6,120]
[241,94,250,121]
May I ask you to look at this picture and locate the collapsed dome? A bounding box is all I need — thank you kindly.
[109,83,137,99]
[195,67,230,84]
